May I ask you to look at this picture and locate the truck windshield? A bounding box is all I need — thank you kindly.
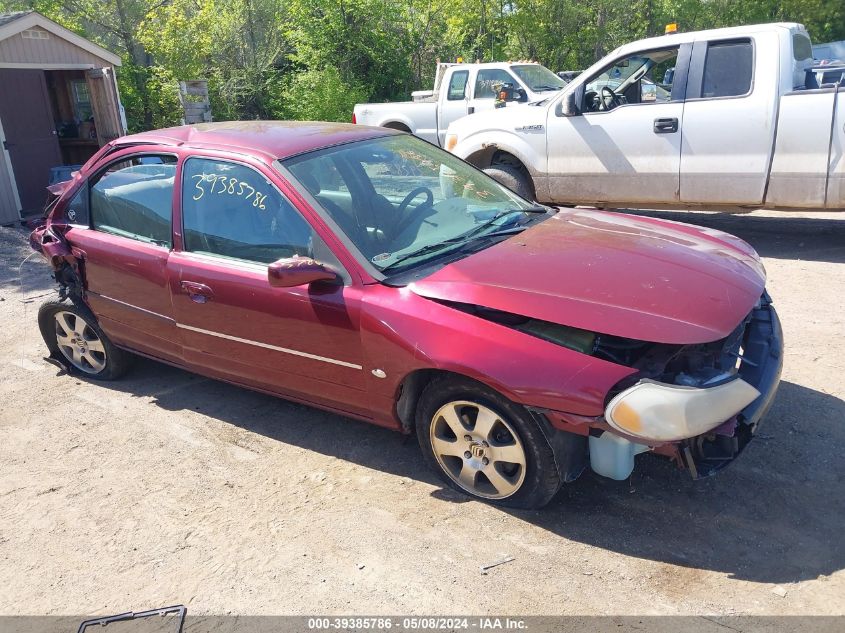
[281,134,544,274]
[510,64,566,91]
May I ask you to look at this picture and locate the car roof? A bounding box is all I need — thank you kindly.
[115,120,399,160]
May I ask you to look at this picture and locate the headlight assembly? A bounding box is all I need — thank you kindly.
[605,378,761,443]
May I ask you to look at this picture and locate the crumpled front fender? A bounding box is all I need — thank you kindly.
[29,222,73,269]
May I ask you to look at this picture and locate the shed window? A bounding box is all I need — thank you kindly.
[70,80,93,121]
[22,29,50,40]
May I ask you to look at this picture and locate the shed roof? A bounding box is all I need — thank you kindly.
[0,10,121,66]
[0,11,32,29]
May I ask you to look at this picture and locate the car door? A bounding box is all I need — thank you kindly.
[59,151,181,363]
[168,154,369,417]
[545,44,690,205]
[437,69,471,146]
[680,35,773,205]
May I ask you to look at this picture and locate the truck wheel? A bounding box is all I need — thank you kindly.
[38,299,132,380]
[483,165,535,201]
[416,376,561,509]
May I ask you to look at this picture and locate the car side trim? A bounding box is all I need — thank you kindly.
[176,323,364,370]
[92,292,175,323]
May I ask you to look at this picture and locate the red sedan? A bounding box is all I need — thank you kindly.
[30,121,782,509]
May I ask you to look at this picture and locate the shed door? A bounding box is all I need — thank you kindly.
[87,68,123,145]
[0,69,62,213]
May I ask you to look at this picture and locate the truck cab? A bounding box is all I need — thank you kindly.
[353,62,566,146]
[447,23,845,212]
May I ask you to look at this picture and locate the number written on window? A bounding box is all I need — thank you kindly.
[182,157,316,264]
[191,173,268,209]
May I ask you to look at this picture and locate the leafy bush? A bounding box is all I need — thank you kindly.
[280,65,370,123]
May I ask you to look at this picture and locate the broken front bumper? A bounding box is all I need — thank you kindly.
[590,296,783,480]
[681,296,784,478]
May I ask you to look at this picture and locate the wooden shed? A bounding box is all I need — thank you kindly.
[0,11,124,224]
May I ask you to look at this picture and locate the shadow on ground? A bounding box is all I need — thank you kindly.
[0,226,54,301]
[619,209,845,264]
[79,357,845,586]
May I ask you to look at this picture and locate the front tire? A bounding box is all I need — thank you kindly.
[416,376,561,509]
[38,299,132,380]
[483,164,535,201]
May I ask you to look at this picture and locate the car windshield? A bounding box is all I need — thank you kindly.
[510,64,566,91]
[281,135,542,274]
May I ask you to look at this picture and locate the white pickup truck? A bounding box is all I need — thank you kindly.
[353,62,566,147]
[445,23,845,211]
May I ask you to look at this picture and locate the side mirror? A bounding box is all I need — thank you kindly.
[497,83,521,102]
[268,257,338,288]
[559,91,581,117]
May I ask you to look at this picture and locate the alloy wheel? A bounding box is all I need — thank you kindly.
[429,400,527,499]
[53,310,107,374]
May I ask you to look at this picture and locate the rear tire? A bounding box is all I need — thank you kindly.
[483,164,535,201]
[416,376,561,509]
[38,299,132,380]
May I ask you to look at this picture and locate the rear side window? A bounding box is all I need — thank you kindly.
[181,157,315,264]
[447,70,469,100]
[91,155,176,246]
[793,33,813,61]
[701,40,753,98]
[65,186,89,226]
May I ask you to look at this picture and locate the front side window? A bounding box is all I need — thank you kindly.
[91,155,176,246]
[583,47,678,112]
[473,69,516,99]
[447,70,469,100]
[181,157,315,264]
[283,134,541,274]
[701,40,753,98]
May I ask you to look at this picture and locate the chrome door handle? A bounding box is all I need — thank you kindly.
[180,281,213,304]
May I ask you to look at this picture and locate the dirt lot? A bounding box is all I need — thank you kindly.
[0,209,843,616]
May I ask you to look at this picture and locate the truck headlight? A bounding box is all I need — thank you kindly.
[445,133,458,152]
[605,378,761,443]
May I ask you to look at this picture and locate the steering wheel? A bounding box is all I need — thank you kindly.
[398,187,434,214]
[600,86,622,111]
[393,186,435,238]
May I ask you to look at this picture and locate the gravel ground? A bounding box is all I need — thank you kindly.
[0,209,843,617]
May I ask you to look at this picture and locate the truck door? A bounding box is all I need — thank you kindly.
[545,45,688,205]
[467,68,522,116]
[437,69,471,146]
[680,34,775,205]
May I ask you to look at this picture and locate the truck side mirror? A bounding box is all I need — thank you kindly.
[496,83,523,104]
[559,92,581,117]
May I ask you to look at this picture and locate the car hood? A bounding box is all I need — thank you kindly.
[409,209,766,344]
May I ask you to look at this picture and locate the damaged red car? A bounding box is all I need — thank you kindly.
[30,121,782,509]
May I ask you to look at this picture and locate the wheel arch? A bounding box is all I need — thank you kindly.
[459,139,539,199]
[394,368,517,434]
[399,366,589,490]
[382,121,412,133]
[456,134,537,175]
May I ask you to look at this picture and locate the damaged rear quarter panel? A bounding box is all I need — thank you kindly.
[359,284,636,421]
